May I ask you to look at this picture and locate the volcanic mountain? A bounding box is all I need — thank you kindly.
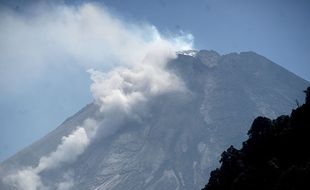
[0,50,309,190]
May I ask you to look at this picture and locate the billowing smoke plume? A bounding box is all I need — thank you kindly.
[2,2,193,190]
[3,119,97,190]
[88,47,186,137]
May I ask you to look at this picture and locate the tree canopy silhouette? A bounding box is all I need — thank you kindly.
[202,87,310,190]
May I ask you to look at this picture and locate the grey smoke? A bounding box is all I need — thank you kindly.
[0,3,193,92]
[4,119,96,190]
[2,2,193,190]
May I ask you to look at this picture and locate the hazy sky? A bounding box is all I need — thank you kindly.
[0,0,309,161]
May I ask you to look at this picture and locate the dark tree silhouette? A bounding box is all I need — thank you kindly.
[304,87,310,105]
[202,87,310,190]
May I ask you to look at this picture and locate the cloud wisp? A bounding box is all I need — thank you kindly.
[2,2,193,190]
[0,3,192,92]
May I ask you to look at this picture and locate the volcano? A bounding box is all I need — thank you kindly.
[1,50,308,190]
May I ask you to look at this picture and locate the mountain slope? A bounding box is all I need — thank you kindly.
[1,50,309,190]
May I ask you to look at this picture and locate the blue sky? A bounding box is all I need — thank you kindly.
[0,0,309,161]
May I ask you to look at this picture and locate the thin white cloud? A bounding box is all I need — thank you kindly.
[56,171,75,190]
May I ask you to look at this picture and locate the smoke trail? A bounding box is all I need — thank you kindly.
[3,119,97,190]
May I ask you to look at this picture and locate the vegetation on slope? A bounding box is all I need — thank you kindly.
[202,87,310,190]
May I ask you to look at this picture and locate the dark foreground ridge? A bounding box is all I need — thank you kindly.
[202,87,310,190]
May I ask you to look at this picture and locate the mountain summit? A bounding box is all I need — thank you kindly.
[1,50,309,190]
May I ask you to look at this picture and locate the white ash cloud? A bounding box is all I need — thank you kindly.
[2,2,193,190]
[3,119,97,190]
[0,3,193,92]
[4,169,44,190]
[88,48,186,137]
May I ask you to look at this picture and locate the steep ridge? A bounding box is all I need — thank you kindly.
[0,50,309,190]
